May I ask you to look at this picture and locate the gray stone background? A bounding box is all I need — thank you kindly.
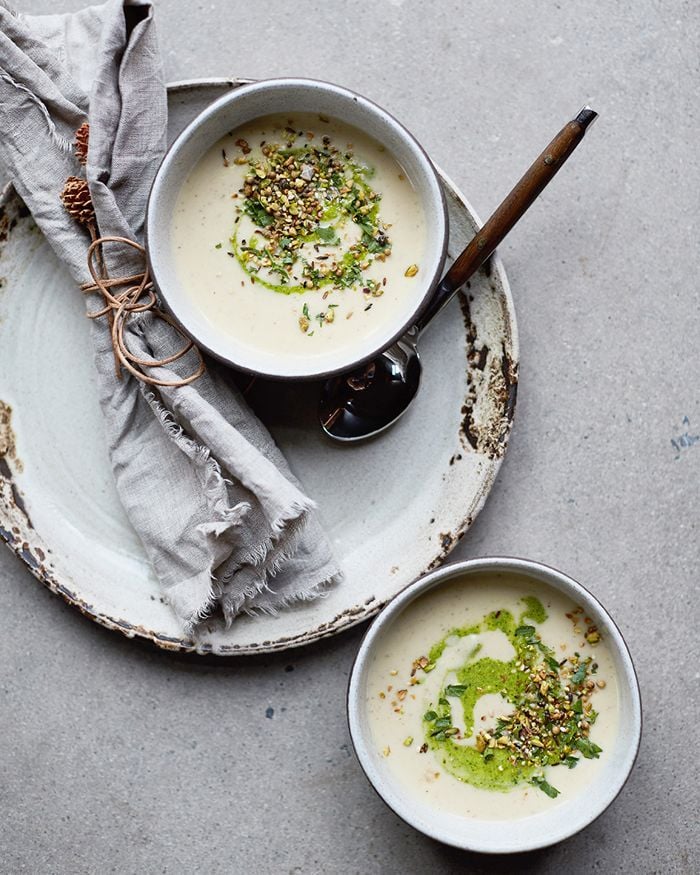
[1,0,698,872]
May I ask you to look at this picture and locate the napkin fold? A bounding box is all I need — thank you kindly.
[0,0,341,630]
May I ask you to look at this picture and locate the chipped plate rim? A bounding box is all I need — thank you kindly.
[0,77,519,655]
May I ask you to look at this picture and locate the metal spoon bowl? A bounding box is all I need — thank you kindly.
[320,106,598,442]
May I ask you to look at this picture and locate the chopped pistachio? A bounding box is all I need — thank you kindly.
[230,125,394,323]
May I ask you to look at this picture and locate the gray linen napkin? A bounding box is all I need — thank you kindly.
[0,0,341,630]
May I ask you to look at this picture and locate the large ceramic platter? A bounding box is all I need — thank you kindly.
[0,79,518,654]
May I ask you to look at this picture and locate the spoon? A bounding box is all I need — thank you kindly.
[319,106,598,442]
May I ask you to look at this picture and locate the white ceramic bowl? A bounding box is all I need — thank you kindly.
[347,557,642,853]
[146,78,448,380]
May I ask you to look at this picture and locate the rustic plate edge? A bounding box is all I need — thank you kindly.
[0,78,519,656]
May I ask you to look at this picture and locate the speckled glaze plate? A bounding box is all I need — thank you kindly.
[0,78,518,655]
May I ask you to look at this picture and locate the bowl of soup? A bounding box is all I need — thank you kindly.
[347,557,642,853]
[146,78,448,380]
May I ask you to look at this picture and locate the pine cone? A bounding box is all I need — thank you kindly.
[75,122,90,165]
[60,176,95,227]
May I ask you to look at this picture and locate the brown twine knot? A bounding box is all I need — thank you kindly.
[81,235,205,388]
[60,125,205,389]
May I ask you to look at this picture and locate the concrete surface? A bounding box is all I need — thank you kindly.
[1,1,698,872]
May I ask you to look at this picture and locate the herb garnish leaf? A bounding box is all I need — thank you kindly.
[243,199,274,228]
[572,663,587,685]
[575,738,603,759]
[546,656,561,672]
[531,776,560,798]
[444,684,468,697]
[315,225,340,244]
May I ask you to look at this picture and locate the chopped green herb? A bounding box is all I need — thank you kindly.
[575,738,603,759]
[423,710,438,722]
[572,663,587,685]
[546,656,561,673]
[564,755,580,769]
[515,625,536,637]
[243,199,274,228]
[531,776,560,798]
[444,684,468,697]
[315,225,340,244]
[214,242,222,249]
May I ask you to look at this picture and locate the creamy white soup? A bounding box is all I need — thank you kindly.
[365,573,619,820]
[171,113,426,361]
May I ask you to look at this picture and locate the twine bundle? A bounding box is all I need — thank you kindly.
[60,124,204,388]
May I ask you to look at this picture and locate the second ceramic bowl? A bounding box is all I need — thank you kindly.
[347,557,642,853]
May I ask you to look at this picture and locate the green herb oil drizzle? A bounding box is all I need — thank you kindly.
[413,597,603,797]
[229,135,392,307]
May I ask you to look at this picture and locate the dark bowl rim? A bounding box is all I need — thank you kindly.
[145,75,449,382]
[345,555,643,854]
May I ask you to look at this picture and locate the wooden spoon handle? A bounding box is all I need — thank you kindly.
[416,106,598,332]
